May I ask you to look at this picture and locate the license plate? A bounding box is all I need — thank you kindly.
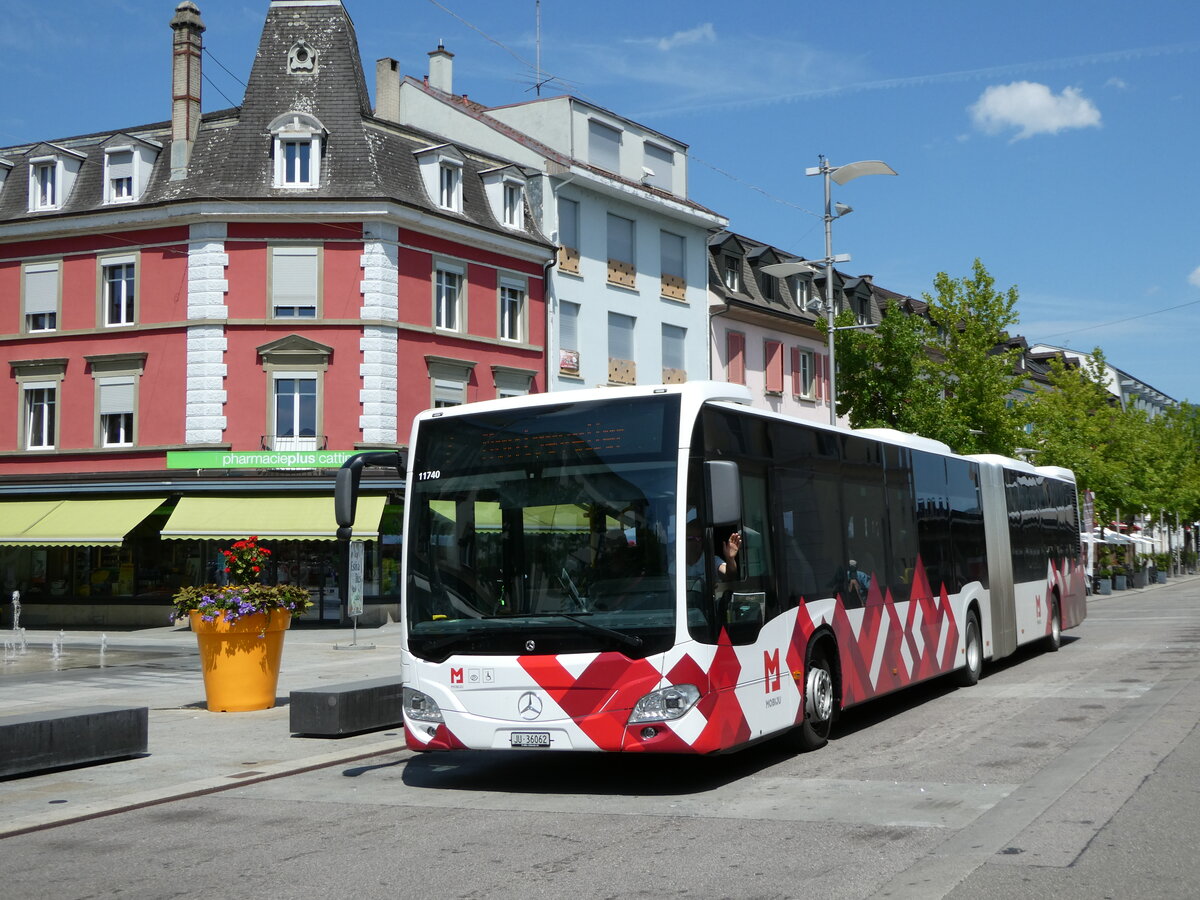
[510,731,551,748]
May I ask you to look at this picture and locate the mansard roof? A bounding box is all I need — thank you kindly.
[0,0,549,250]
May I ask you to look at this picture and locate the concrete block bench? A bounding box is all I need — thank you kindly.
[0,706,148,778]
[289,677,404,737]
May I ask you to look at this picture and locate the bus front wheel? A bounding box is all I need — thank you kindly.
[955,609,982,687]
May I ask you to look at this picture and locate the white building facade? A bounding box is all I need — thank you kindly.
[388,51,728,391]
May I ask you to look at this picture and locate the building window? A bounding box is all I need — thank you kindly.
[792,276,813,311]
[270,112,325,189]
[499,279,525,342]
[105,150,134,203]
[557,197,580,274]
[435,264,464,331]
[765,339,784,394]
[588,119,621,173]
[606,213,636,288]
[643,142,673,191]
[559,300,580,375]
[662,323,686,384]
[24,386,56,449]
[660,231,686,301]
[270,246,319,318]
[98,376,135,446]
[103,258,136,326]
[723,255,742,292]
[493,366,535,399]
[608,312,636,384]
[727,331,746,385]
[32,162,57,210]
[503,182,523,227]
[427,357,475,408]
[793,347,815,398]
[760,271,778,301]
[439,162,462,211]
[23,261,60,333]
[273,375,318,450]
[282,140,312,185]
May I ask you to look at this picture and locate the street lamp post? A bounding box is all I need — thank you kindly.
[766,156,896,427]
[812,156,896,426]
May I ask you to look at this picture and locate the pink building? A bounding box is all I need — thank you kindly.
[0,1,552,626]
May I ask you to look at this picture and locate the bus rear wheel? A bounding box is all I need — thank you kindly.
[790,646,835,752]
[955,609,982,687]
[1045,597,1062,652]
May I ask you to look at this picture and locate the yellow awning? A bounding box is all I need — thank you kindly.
[0,497,166,546]
[428,501,603,533]
[160,495,386,541]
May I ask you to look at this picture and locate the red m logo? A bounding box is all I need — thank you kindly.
[764,649,781,693]
[450,668,464,684]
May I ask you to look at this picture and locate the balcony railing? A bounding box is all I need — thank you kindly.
[261,435,327,451]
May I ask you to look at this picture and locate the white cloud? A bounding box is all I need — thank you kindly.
[1189,266,1200,288]
[969,81,1101,140]
[652,23,716,52]
[1105,76,1128,90]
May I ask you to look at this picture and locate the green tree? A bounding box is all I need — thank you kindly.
[831,300,941,434]
[833,259,1025,454]
[922,259,1025,455]
[1024,348,1132,525]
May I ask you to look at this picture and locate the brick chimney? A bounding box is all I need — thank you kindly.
[375,58,401,122]
[427,43,454,94]
[170,1,205,180]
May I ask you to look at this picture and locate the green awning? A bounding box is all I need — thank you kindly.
[0,497,166,546]
[160,495,386,542]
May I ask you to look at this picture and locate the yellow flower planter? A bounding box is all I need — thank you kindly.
[190,609,292,712]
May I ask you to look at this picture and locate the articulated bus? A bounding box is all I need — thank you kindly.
[335,381,1087,754]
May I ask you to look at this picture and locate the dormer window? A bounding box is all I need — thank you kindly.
[439,162,461,210]
[723,255,742,292]
[26,145,84,212]
[270,112,325,189]
[415,144,467,214]
[32,160,57,210]
[503,182,523,227]
[105,150,134,203]
[481,165,526,229]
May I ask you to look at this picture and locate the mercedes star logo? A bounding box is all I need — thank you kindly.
[525,639,536,652]
[517,691,543,720]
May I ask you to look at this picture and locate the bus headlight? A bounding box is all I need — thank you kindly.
[628,684,700,724]
[403,686,444,723]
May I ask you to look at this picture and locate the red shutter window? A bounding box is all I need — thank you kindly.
[727,331,745,385]
[815,354,826,400]
[765,340,783,394]
[791,346,801,396]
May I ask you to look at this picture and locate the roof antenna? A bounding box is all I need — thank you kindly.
[535,0,542,97]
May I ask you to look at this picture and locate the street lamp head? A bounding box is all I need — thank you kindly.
[834,201,854,218]
[760,260,818,278]
[828,159,898,186]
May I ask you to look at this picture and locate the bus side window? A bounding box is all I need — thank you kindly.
[721,469,775,645]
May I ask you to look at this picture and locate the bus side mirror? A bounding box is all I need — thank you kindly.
[706,460,742,526]
[335,466,358,533]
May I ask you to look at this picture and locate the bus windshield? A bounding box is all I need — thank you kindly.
[406,395,682,661]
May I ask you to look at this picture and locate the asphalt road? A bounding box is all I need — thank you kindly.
[5,582,1199,900]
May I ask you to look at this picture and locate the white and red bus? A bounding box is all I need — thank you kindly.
[336,381,1087,754]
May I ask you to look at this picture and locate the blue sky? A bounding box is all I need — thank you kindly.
[3,0,1198,402]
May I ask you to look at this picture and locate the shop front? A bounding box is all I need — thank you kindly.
[0,492,402,629]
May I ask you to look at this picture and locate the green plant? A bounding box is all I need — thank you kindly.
[1154,552,1171,571]
[172,537,312,623]
[1097,566,1112,579]
[1111,564,1126,577]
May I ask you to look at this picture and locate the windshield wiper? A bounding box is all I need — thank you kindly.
[535,612,644,651]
